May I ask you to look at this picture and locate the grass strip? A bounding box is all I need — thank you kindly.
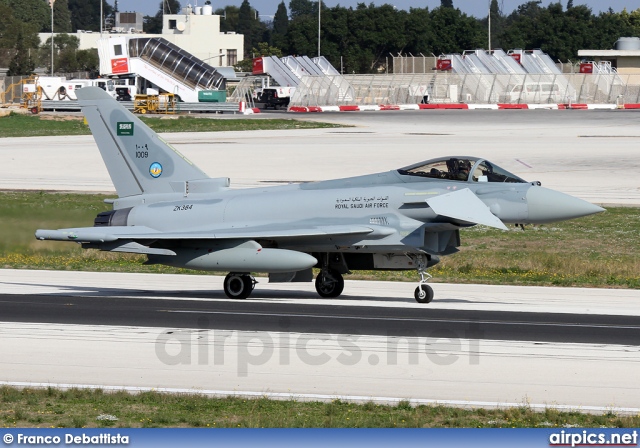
[1,386,638,428]
[0,113,344,138]
[1,191,638,288]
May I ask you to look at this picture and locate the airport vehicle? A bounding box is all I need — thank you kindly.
[31,77,118,101]
[255,85,294,109]
[35,88,604,303]
[506,82,561,103]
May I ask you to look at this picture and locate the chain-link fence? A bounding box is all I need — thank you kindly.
[289,73,640,107]
[392,56,438,74]
[392,55,625,75]
[1,75,29,104]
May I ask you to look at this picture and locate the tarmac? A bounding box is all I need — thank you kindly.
[1,109,639,205]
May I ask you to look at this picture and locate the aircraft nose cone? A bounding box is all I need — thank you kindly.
[526,186,605,223]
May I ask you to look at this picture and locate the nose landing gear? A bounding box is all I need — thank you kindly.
[407,253,434,304]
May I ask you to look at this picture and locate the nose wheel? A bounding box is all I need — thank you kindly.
[223,273,256,300]
[415,284,434,303]
[407,253,434,304]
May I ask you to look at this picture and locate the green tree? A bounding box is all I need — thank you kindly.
[75,48,99,72]
[289,0,314,18]
[42,0,72,33]
[285,9,316,56]
[68,0,113,32]
[562,4,593,56]
[216,6,239,32]
[271,1,289,50]
[429,5,484,54]
[501,1,544,51]
[8,29,36,75]
[349,4,408,72]
[0,0,50,32]
[591,8,635,50]
[144,0,181,33]
[236,0,268,58]
[489,0,503,48]
[317,5,350,69]
[235,42,282,71]
[0,3,40,49]
[440,0,454,8]
[40,33,97,73]
[237,0,253,44]
[403,7,435,55]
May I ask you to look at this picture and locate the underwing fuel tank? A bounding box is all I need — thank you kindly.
[149,246,317,273]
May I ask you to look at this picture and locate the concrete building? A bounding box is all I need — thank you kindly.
[38,8,244,69]
[113,11,144,34]
[578,37,640,75]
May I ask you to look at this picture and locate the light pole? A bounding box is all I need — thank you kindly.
[317,0,321,57]
[488,0,491,50]
[49,0,55,75]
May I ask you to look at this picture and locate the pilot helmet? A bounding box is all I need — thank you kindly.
[459,159,471,170]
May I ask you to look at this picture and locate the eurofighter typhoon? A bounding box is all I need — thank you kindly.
[36,87,604,303]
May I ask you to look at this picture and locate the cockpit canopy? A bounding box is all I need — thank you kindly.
[397,157,527,183]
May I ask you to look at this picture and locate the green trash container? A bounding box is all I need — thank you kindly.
[198,90,227,102]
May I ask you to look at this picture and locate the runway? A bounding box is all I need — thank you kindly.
[1,270,639,412]
[1,286,639,345]
[1,110,639,204]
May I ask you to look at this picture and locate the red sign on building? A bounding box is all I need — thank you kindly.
[579,63,593,74]
[111,58,129,74]
[436,59,452,70]
[510,53,522,64]
[252,57,264,75]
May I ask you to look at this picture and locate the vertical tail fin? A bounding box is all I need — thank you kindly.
[77,87,209,198]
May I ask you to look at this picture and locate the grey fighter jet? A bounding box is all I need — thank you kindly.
[36,87,604,303]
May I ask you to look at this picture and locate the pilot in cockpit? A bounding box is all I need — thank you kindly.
[455,159,471,180]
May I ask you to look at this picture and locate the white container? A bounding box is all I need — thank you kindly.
[203,5,213,15]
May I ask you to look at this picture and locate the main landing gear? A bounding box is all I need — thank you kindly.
[315,268,344,298]
[408,253,434,304]
[223,272,256,300]
[315,253,345,298]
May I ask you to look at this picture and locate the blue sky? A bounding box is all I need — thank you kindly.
[112,0,639,18]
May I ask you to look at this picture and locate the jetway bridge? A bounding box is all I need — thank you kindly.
[98,36,226,103]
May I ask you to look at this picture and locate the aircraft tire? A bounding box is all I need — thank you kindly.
[223,273,253,300]
[315,270,344,298]
[414,284,434,304]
